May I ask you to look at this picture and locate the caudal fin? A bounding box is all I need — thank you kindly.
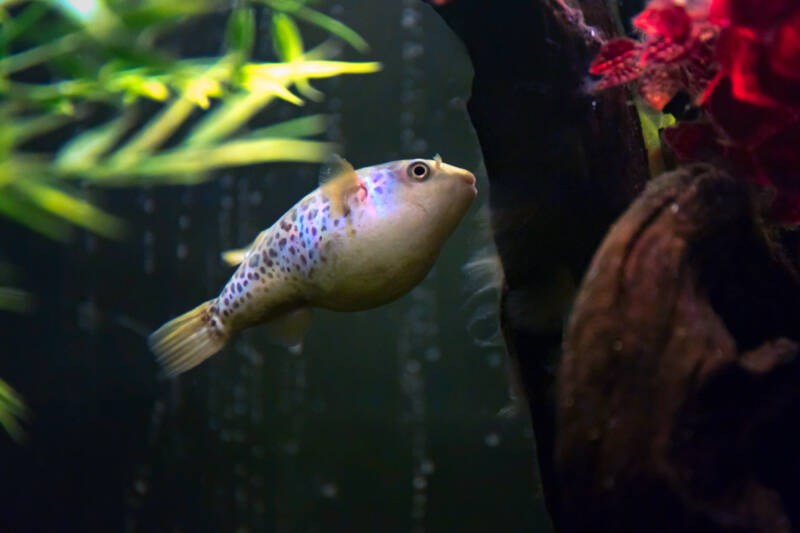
[148,300,227,376]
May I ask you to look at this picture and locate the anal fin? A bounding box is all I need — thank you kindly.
[264,307,313,354]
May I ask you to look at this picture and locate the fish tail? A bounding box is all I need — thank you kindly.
[148,299,228,376]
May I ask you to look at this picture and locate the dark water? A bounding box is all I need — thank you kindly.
[0,1,551,532]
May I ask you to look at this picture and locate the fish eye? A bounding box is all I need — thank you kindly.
[407,161,430,181]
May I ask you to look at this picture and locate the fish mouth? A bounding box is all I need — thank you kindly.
[460,172,478,195]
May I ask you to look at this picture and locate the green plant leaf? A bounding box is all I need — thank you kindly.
[226,5,255,58]
[271,12,303,62]
[0,286,33,313]
[0,378,28,443]
[243,113,327,139]
[0,1,49,49]
[55,113,134,172]
[103,138,336,179]
[260,0,369,53]
[11,180,125,239]
[0,188,73,241]
[637,100,676,178]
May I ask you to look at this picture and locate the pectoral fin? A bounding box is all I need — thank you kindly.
[221,230,268,267]
[221,247,247,267]
[319,154,363,219]
[264,307,313,354]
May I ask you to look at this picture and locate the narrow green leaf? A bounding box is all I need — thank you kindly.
[55,114,134,172]
[100,138,336,178]
[0,190,72,241]
[243,114,328,139]
[226,6,256,58]
[260,0,369,52]
[11,180,125,239]
[0,378,28,443]
[11,114,73,147]
[185,91,276,147]
[242,60,382,83]
[0,286,33,313]
[0,33,84,74]
[636,100,676,178]
[291,5,369,53]
[0,1,49,48]
[271,12,303,62]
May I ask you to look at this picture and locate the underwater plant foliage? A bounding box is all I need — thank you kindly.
[0,0,380,439]
[590,0,800,222]
[0,1,547,531]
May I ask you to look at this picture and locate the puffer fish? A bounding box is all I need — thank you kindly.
[149,155,477,376]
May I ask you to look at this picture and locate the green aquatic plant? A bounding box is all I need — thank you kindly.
[0,0,380,240]
[636,101,675,178]
[0,0,380,439]
[0,377,28,442]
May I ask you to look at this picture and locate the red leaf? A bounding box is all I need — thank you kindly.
[638,65,682,110]
[640,37,689,64]
[589,38,639,74]
[634,6,691,41]
[753,117,800,193]
[706,76,788,145]
[662,121,721,161]
[711,0,796,30]
[708,0,732,25]
[770,8,800,82]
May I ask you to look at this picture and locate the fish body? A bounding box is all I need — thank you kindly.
[150,155,477,375]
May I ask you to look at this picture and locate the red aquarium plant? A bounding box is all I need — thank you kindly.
[590,0,800,222]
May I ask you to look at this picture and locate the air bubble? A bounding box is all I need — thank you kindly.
[321,482,339,499]
[411,138,428,154]
[484,432,501,447]
[486,352,503,367]
[402,42,424,61]
[424,347,440,362]
[401,8,420,29]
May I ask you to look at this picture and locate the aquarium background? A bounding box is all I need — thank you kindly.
[0,1,552,531]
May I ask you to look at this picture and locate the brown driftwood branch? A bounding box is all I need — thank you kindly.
[425,0,650,529]
[558,164,800,533]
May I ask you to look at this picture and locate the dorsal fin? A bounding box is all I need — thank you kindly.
[318,154,356,185]
[319,154,363,218]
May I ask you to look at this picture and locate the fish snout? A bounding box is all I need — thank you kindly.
[460,171,477,196]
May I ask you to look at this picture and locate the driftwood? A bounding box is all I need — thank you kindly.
[428,1,800,531]
[426,0,649,528]
[558,165,800,533]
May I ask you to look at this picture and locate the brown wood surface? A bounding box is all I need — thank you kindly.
[427,1,800,531]
[559,165,800,532]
